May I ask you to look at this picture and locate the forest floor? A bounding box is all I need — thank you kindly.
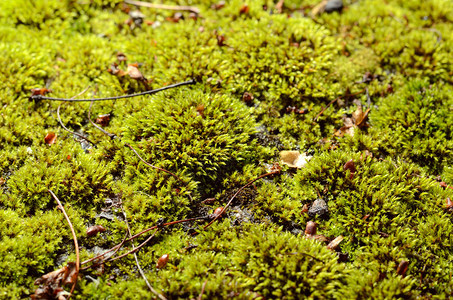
[0,0,452,299]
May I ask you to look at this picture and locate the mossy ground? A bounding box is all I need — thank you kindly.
[1,0,452,299]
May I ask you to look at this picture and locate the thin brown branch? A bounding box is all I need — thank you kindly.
[87,101,187,184]
[80,231,128,269]
[203,171,280,230]
[82,217,205,269]
[58,104,96,145]
[124,0,200,14]
[32,79,195,101]
[121,207,167,300]
[127,216,207,241]
[48,189,80,298]
[57,87,96,146]
[108,228,159,263]
[125,143,182,181]
[197,279,208,300]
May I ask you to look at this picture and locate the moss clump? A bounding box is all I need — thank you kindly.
[0,0,453,299]
[121,87,265,193]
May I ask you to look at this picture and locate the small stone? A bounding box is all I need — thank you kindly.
[308,199,328,217]
[324,0,343,13]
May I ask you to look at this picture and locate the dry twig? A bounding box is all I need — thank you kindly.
[121,207,167,300]
[197,279,208,300]
[31,80,195,101]
[48,189,80,298]
[124,0,200,14]
[57,87,96,146]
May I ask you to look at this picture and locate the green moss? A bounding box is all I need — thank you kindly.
[0,0,452,299]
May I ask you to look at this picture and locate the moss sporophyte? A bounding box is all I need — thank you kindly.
[1,0,453,299]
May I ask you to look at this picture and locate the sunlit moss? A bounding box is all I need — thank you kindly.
[0,0,452,299]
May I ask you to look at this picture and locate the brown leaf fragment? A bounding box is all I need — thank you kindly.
[117,52,127,62]
[334,116,355,137]
[31,263,78,300]
[196,104,205,118]
[167,12,184,22]
[445,197,453,210]
[95,114,111,127]
[242,92,254,104]
[343,159,356,179]
[301,203,309,214]
[44,132,57,145]
[326,235,344,250]
[335,102,370,137]
[396,260,409,277]
[239,4,250,14]
[64,262,78,286]
[343,159,356,173]
[31,88,52,96]
[211,1,225,10]
[156,254,169,269]
[126,64,146,81]
[280,151,312,168]
[354,108,370,128]
[216,33,226,47]
[201,197,216,205]
[107,63,126,76]
[86,225,106,237]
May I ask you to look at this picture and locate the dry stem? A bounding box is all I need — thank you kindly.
[48,189,80,298]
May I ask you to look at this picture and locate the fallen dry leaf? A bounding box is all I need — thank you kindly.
[107,63,126,76]
[239,4,250,14]
[117,52,127,62]
[31,88,52,97]
[126,64,145,81]
[335,101,370,137]
[446,197,453,210]
[44,132,57,145]
[352,105,371,128]
[95,114,111,127]
[211,1,225,10]
[280,151,312,168]
[31,262,78,300]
